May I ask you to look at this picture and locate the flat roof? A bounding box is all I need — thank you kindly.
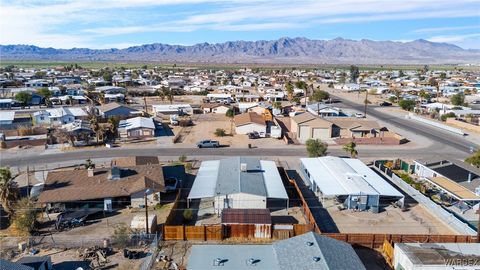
[188,245,277,270]
[301,156,403,198]
[396,243,480,266]
[427,177,480,201]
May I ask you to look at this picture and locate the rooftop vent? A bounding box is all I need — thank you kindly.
[214,258,227,266]
[306,241,314,246]
[240,163,247,172]
[246,258,260,266]
[313,257,321,262]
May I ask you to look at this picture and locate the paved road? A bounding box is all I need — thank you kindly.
[0,144,466,167]
[332,94,477,153]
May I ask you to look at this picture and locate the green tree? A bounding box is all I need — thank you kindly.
[343,142,358,158]
[183,208,193,222]
[349,65,359,83]
[214,128,226,137]
[102,71,112,82]
[178,155,187,163]
[14,91,32,107]
[398,70,405,78]
[36,88,52,99]
[398,99,416,111]
[311,90,330,102]
[226,108,235,134]
[273,101,282,109]
[12,198,37,235]
[286,82,294,101]
[306,139,328,157]
[451,93,465,106]
[90,115,100,143]
[0,167,19,216]
[465,150,480,168]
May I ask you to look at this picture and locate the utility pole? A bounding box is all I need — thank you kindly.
[476,208,479,243]
[364,90,368,118]
[26,166,30,198]
[143,94,148,115]
[144,192,149,235]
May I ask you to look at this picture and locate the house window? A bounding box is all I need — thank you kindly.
[40,116,44,120]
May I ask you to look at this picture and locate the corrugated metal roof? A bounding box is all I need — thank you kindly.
[221,208,271,224]
[118,117,155,130]
[188,158,288,200]
[301,156,403,198]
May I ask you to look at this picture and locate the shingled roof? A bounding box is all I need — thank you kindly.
[37,164,165,203]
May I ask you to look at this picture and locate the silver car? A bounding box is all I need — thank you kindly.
[197,140,220,148]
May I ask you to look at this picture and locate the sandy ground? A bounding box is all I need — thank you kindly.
[180,113,288,148]
[325,204,454,235]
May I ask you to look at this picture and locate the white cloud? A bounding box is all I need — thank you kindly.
[427,33,480,43]
[1,0,479,48]
[412,25,480,33]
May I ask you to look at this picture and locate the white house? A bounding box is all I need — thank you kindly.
[34,107,88,126]
[187,157,288,214]
[152,104,193,116]
[118,117,156,138]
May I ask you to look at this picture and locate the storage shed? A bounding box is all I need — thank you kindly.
[221,208,272,238]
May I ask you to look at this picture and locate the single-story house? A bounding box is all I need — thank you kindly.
[301,156,404,211]
[37,160,167,210]
[290,113,338,143]
[118,117,156,138]
[14,256,53,270]
[0,111,15,126]
[97,102,140,118]
[95,86,126,94]
[327,117,388,138]
[413,159,480,205]
[202,103,230,114]
[306,103,344,117]
[234,112,266,135]
[152,104,193,116]
[34,107,88,126]
[187,157,288,215]
[394,243,480,270]
[188,232,366,270]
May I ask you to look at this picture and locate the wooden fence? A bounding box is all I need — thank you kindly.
[323,233,476,249]
[163,224,314,241]
[287,176,321,234]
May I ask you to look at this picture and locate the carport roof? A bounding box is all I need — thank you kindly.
[301,156,404,198]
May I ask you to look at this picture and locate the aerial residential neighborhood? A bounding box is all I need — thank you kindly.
[1,1,480,270]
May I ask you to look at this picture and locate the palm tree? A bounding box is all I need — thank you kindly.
[225,108,235,135]
[89,115,100,143]
[343,141,358,158]
[0,167,19,216]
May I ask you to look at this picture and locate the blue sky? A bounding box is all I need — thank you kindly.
[1,0,479,49]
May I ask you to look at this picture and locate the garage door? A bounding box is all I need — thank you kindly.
[312,128,330,140]
[299,126,310,142]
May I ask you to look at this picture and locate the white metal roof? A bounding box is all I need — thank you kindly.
[187,160,220,199]
[0,111,15,121]
[188,158,288,200]
[301,156,403,198]
[119,117,155,130]
[260,160,288,199]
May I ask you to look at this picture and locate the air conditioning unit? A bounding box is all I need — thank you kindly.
[475,186,480,196]
[240,163,247,172]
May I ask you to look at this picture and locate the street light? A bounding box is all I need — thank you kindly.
[144,188,151,235]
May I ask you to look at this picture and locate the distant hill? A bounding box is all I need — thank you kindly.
[1,37,479,64]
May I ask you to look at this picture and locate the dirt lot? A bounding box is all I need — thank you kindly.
[180,113,288,148]
[326,203,455,235]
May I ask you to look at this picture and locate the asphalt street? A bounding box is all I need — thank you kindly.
[332,94,478,153]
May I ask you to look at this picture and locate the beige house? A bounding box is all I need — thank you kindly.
[234,112,266,135]
[290,112,389,143]
[290,113,338,143]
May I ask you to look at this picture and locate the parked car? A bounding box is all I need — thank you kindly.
[379,101,392,106]
[248,131,259,139]
[354,112,365,118]
[197,140,220,148]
